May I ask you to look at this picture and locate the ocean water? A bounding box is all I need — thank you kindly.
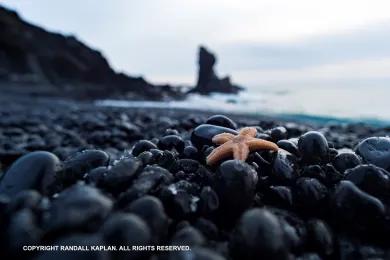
[97,85,390,126]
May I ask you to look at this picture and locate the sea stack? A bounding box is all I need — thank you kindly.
[190,46,243,95]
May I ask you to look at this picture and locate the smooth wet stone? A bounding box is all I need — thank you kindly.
[85,166,108,186]
[101,213,151,260]
[230,208,288,260]
[124,195,169,242]
[355,137,390,171]
[160,180,199,219]
[171,226,205,247]
[58,150,110,185]
[0,151,60,196]
[265,186,293,208]
[7,208,42,251]
[45,182,113,232]
[271,150,298,184]
[301,165,327,183]
[158,135,185,153]
[294,177,328,209]
[104,157,142,191]
[6,190,43,213]
[36,234,107,260]
[191,124,238,149]
[206,115,237,130]
[277,139,300,156]
[307,219,334,256]
[298,131,329,164]
[131,140,157,156]
[118,165,174,206]
[331,181,385,228]
[269,126,288,142]
[182,146,199,160]
[194,218,219,240]
[137,151,154,165]
[215,160,258,219]
[344,164,390,198]
[199,186,219,215]
[333,152,361,173]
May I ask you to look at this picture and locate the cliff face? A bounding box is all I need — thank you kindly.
[0,6,182,100]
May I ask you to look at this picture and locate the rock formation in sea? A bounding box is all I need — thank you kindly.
[189,46,243,95]
[0,6,183,100]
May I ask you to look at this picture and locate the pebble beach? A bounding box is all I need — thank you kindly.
[1,95,390,259]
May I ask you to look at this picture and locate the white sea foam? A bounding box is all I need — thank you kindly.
[96,85,390,124]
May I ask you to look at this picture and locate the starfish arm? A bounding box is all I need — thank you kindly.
[239,127,257,137]
[206,143,234,165]
[246,138,279,152]
[233,143,250,161]
[212,133,235,145]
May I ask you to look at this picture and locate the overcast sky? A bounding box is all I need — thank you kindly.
[2,0,390,88]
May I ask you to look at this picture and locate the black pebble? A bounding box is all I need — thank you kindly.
[269,126,288,142]
[124,195,169,242]
[45,182,113,232]
[131,140,157,156]
[104,157,142,191]
[344,164,390,198]
[0,151,60,196]
[191,124,237,149]
[59,150,109,185]
[230,208,288,260]
[158,135,185,153]
[333,152,361,173]
[271,150,298,184]
[170,226,205,247]
[331,180,385,229]
[307,219,334,256]
[101,213,151,260]
[277,139,300,156]
[294,177,328,209]
[206,115,237,129]
[355,137,390,171]
[298,131,329,164]
[215,160,258,220]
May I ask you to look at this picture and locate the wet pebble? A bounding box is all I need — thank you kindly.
[58,150,109,185]
[294,177,328,210]
[331,181,385,229]
[158,135,185,153]
[104,157,142,191]
[214,160,258,220]
[124,195,169,242]
[332,152,361,173]
[191,124,237,149]
[307,219,334,256]
[355,137,390,171]
[298,131,329,164]
[344,164,390,198]
[101,213,151,260]
[44,182,113,232]
[230,208,288,260]
[206,115,237,130]
[0,151,60,196]
[131,140,157,156]
[271,150,298,184]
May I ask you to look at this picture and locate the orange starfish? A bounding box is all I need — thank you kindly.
[206,127,279,165]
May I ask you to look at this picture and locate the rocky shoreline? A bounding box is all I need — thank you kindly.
[0,96,390,259]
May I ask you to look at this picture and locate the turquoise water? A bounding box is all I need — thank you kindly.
[97,85,390,126]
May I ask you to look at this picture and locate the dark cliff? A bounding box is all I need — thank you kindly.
[0,6,183,100]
